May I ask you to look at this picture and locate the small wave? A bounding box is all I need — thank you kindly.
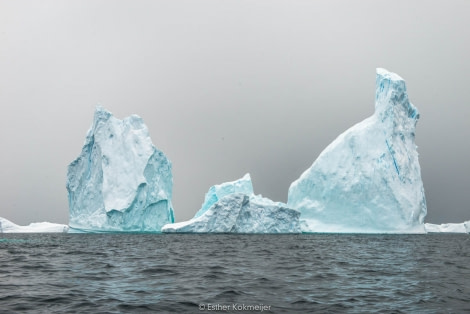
[141,267,178,275]
[215,289,248,298]
[290,298,321,305]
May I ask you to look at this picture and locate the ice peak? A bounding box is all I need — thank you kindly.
[93,105,112,127]
[376,68,404,81]
[94,104,111,116]
[241,173,251,181]
[375,68,407,105]
[374,68,419,133]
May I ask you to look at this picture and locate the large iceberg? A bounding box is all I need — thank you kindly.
[66,106,174,232]
[0,217,69,233]
[162,174,301,233]
[288,68,427,233]
[425,221,470,233]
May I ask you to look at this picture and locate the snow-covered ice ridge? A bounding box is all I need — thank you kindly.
[66,106,174,232]
[288,68,427,233]
[162,174,301,233]
[0,217,69,233]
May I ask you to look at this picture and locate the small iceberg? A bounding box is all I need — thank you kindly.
[162,174,301,233]
[0,217,69,233]
[425,221,470,233]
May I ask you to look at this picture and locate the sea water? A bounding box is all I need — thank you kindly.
[0,233,469,313]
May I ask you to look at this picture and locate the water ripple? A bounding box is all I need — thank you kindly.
[0,233,469,312]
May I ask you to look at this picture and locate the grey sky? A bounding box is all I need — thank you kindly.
[1,0,469,225]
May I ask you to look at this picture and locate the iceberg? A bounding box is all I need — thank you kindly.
[425,221,470,233]
[0,217,69,233]
[162,174,301,233]
[66,106,174,232]
[288,68,427,233]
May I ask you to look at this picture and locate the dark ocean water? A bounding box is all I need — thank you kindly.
[0,233,469,313]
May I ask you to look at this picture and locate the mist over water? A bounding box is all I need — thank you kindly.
[1,233,469,313]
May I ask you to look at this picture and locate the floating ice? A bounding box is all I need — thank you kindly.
[162,194,301,233]
[66,106,174,232]
[0,217,69,233]
[425,221,470,233]
[288,68,427,233]
[162,175,301,233]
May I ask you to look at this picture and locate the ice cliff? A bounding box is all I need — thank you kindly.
[0,217,69,233]
[66,106,174,232]
[162,174,301,233]
[288,68,427,233]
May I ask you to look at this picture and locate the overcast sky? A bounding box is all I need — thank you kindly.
[1,0,469,225]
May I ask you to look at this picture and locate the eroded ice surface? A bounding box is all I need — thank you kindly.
[163,174,300,233]
[288,68,427,233]
[0,217,69,233]
[66,106,174,232]
[194,173,253,218]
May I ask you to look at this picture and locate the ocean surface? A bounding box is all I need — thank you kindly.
[0,233,469,313]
